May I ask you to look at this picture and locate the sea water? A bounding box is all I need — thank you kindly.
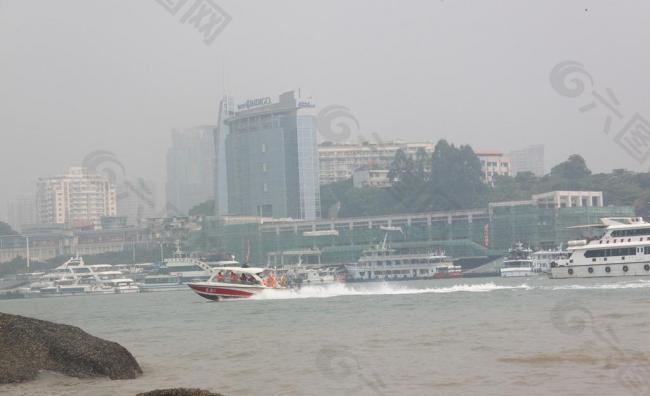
[2,276,650,396]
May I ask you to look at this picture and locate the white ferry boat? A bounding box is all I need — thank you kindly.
[345,236,459,282]
[500,242,536,277]
[550,217,650,279]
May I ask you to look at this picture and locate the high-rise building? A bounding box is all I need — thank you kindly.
[116,178,159,226]
[225,90,321,219]
[508,144,545,176]
[214,96,235,217]
[166,126,216,215]
[36,167,117,227]
[6,194,37,231]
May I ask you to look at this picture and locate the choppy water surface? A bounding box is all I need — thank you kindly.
[3,276,650,396]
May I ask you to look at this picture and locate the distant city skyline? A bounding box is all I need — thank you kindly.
[2,1,650,222]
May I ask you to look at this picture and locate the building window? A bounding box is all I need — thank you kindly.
[262,163,268,172]
[261,143,267,153]
[263,183,269,192]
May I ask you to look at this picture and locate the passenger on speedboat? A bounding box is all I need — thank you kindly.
[263,272,277,288]
[216,272,225,282]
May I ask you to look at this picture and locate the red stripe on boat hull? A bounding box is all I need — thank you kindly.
[188,284,256,300]
[433,272,463,279]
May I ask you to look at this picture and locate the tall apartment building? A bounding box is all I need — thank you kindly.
[318,142,435,184]
[508,144,545,176]
[166,126,216,215]
[225,91,321,220]
[36,167,117,227]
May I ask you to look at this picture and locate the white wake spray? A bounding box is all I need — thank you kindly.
[250,282,532,301]
[247,278,650,301]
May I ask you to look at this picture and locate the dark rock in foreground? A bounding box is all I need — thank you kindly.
[137,389,223,396]
[0,312,142,383]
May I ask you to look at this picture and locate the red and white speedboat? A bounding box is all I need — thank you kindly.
[187,267,284,301]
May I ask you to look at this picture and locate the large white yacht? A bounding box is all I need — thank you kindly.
[550,217,650,279]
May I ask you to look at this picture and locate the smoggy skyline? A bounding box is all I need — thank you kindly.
[2,1,650,220]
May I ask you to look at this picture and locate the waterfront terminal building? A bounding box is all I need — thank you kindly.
[194,190,633,268]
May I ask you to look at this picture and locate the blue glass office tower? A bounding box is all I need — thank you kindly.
[225,91,320,219]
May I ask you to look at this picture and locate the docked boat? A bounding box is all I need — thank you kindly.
[531,249,570,273]
[24,257,139,296]
[138,274,186,292]
[282,264,346,286]
[500,242,535,277]
[433,264,463,279]
[550,217,650,279]
[187,267,285,300]
[163,247,241,282]
[345,239,459,282]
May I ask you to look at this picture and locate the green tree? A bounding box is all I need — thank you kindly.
[430,140,487,210]
[414,147,429,178]
[388,149,414,182]
[0,221,17,236]
[550,154,591,179]
[188,200,215,217]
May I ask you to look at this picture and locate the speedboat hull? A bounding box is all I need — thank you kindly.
[187,282,266,300]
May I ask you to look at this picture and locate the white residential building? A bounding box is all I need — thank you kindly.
[352,169,392,188]
[475,151,512,184]
[318,142,435,185]
[36,167,117,227]
[532,191,604,208]
[319,142,512,187]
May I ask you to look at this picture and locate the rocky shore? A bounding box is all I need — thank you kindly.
[0,312,142,383]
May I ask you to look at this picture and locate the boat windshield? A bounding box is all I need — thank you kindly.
[212,270,263,285]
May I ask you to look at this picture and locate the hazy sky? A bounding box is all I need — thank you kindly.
[2,0,650,220]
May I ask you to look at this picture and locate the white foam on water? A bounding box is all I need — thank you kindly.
[250,282,532,301]
[548,280,650,291]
